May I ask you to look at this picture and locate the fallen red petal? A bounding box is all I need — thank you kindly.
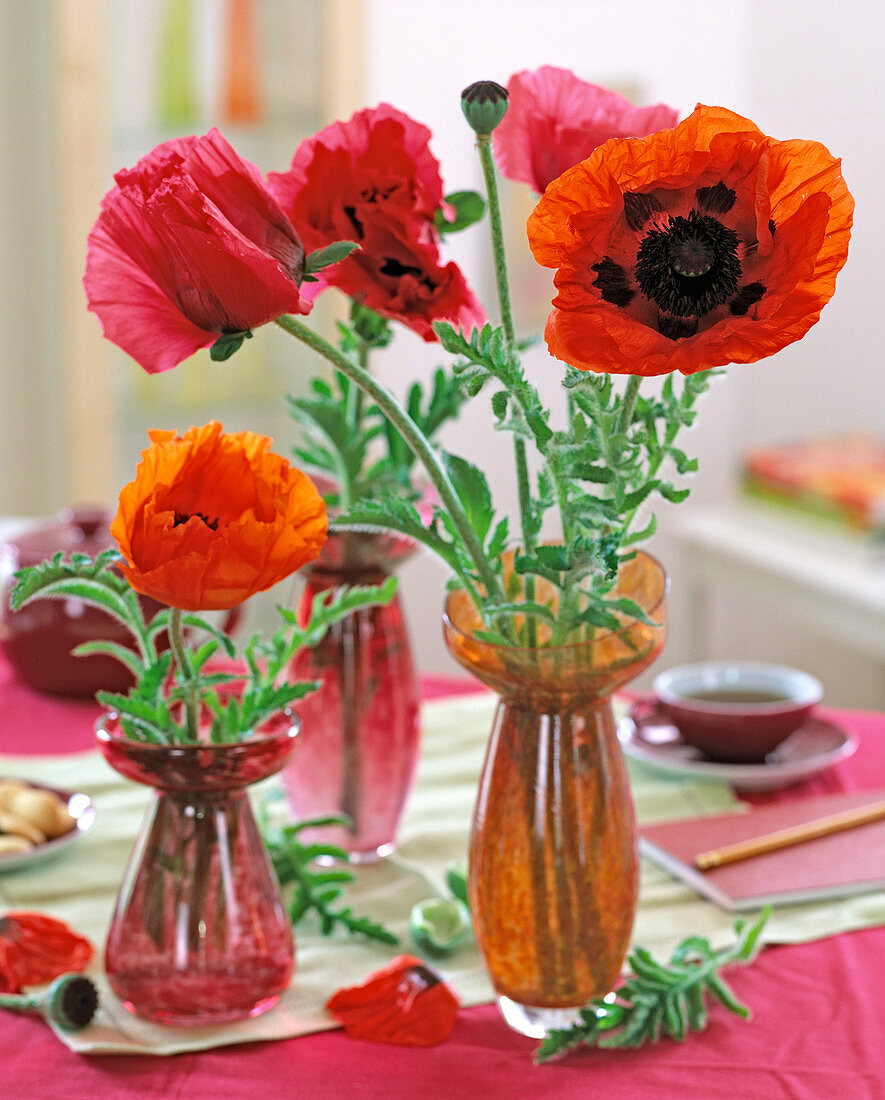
[326,954,460,1046]
[0,912,94,994]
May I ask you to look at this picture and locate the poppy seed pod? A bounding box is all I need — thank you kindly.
[461,81,509,135]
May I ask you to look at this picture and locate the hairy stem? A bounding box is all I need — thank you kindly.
[476,134,539,643]
[275,314,503,610]
[476,135,535,556]
[169,608,200,742]
[617,375,641,437]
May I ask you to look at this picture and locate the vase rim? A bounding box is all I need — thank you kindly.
[442,549,669,655]
[95,707,299,752]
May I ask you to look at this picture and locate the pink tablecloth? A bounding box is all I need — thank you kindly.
[2,655,884,1099]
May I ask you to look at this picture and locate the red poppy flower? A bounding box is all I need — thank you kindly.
[326,954,459,1046]
[527,104,854,376]
[111,421,328,610]
[268,104,485,341]
[84,128,312,375]
[493,66,678,193]
[0,912,94,994]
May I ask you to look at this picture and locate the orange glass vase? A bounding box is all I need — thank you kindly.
[443,551,668,1037]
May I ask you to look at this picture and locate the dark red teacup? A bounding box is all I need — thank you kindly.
[652,661,823,763]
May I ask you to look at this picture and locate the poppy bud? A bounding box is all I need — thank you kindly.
[461,81,509,135]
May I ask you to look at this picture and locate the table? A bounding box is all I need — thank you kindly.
[672,505,885,708]
[2,661,885,1099]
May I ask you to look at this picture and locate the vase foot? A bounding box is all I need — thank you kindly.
[348,841,395,864]
[496,995,584,1038]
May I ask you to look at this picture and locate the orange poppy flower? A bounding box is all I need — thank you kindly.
[111,421,327,611]
[0,912,94,994]
[527,104,854,376]
[326,954,459,1046]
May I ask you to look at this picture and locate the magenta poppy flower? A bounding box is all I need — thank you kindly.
[493,66,679,193]
[268,104,485,341]
[84,128,312,375]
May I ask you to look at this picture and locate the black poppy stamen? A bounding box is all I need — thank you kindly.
[634,210,741,319]
[591,258,635,308]
[174,511,219,530]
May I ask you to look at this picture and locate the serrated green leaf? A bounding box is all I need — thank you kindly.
[658,481,692,504]
[533,544,571,572]
[442,452,494,542]
[604,597,659,627]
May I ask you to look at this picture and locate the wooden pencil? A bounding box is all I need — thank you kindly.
[694,799,885,870]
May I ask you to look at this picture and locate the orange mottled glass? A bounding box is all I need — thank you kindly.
[443,551,667,1030]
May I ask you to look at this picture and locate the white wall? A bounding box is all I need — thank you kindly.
[359,0,885,703]
[2,1,881,704]
[0,2,62,512]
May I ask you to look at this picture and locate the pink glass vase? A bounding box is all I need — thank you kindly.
[281,531,421,861]
[96,712,298,1027]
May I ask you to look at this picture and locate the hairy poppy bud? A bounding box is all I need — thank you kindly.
[461,81,509,135]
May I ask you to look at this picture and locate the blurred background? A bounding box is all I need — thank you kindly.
[2,0,883,705]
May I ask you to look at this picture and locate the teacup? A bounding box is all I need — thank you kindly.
[651,661,823,763]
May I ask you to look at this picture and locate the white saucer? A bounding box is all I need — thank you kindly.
[619,705,857,791]
[0,782,96,874]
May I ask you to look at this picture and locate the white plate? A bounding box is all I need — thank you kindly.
[619,704,857,791]
[0,782,96,873]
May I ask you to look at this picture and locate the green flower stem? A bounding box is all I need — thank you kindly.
[476,134,539,644]
[275,313,504,611]
[618,375,642,437]
[169,607,200,742]
[475,135,535,557]
[475,137,515,345]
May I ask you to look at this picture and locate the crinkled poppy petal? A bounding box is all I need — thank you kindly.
[268,105,485,339]
[180,128,306,282]
[84,130,311,375]
[0,913,94,995]
[493,66,679,193]
[111,421,327,610]
[270,105,444,221]
[326,954,459,1046]
[527,104,853,376]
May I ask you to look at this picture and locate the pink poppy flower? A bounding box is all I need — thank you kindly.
[268,104,485,341]
[84,128,312,375]
[493,65,679,193]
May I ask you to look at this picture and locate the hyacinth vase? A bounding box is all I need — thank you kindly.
[97,712,298,1027]
[443,551,668,1038]
[281,531,421,861]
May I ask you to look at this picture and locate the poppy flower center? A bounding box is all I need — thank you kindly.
[173,511,219,531]
[634,210,741,319]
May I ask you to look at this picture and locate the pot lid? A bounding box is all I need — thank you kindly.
[4,506,116,565]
